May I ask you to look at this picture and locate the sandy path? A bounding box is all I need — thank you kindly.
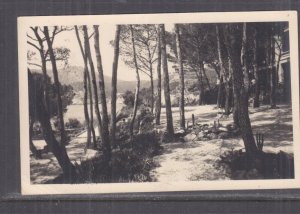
[150,105,293,182]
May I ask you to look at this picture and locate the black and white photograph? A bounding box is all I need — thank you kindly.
[18,11,300,194]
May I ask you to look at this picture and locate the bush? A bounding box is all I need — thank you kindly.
[65,118,82,129]
[73,131,162,183]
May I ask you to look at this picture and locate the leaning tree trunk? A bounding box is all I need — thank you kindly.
[225,24,259,158]
[31,27,50,110]
[155,25,162,125]
[129,25,141,139]
[160,24,174,137]
[74,26,91,148]
[44,26,67,145]
[175,24,185,130]
[93,25,111,162]
[83,26,104,149]
[110,25,121,148]
[28,71,76,182]
[253,26,260,108]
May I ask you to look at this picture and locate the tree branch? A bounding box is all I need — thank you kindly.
[27,41,41,51]
[28,62,42,68]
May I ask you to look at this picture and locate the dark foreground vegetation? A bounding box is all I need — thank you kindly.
[219,149,294,180]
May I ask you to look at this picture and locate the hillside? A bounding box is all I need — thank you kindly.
[31,65,152,94]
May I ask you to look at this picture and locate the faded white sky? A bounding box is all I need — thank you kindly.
[28,24,174,81]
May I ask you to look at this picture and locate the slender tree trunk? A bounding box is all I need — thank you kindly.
[74,26,91,148]
[224,82,231,115]
[269,29,277,108]
[229,58,239,127]
[216,25,224,109]
[129,25,141,139]
[31,27,50,110]
[253,26,260,108]
[202,66,211,91]
[155,26,162,125]
[93,26,111,162]
[160,24,174,136]
[43,26,67,145]
[110,25,121,148]
[28,71,76,182]
[217,76,223,108]
[225,24,259,158]
[149,65,154,114]
[87,67,97,147]
[83,26,104,149]
[146,44,155,114]
[175,24,185,130]
[83,68,91,148]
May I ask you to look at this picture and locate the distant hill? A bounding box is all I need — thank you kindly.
[31,65,152,94]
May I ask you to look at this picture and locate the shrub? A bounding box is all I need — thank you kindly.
[65,118,82,129]
[74,131,162,183]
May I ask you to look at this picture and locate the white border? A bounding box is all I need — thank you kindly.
[18,11,300,195]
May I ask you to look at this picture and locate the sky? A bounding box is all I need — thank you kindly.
[27,24,174,81]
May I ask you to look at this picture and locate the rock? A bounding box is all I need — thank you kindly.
[218,132,230,139]
[176,129,185,134]
[197,131,205,138]
[208,133,218,140]
[218,127,228,132]
[183,133,197,142]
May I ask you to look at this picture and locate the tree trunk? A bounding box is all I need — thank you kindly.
[224,24,259,158]
[93,25,111,161]
[146,43,155,114]
[160,24,174,136]
[155,25,162,125]
[83,26,104,149]
[269,30,277,108]
[229,58,239,128]
[150,66,154,114]
[224,82,231,115]
[217,76,224,108]
[129,25,140,139]
[74,26,91,148]
[253,26,260,108]
[44,26,67,145]
[28,71,76,182]
[87,70,97,146]
[31,27,50,110]
[216,24,230,112]
[110,25,121,148]
[175,24,185,130]
[202,66,211,91]
[241,23,251,94]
